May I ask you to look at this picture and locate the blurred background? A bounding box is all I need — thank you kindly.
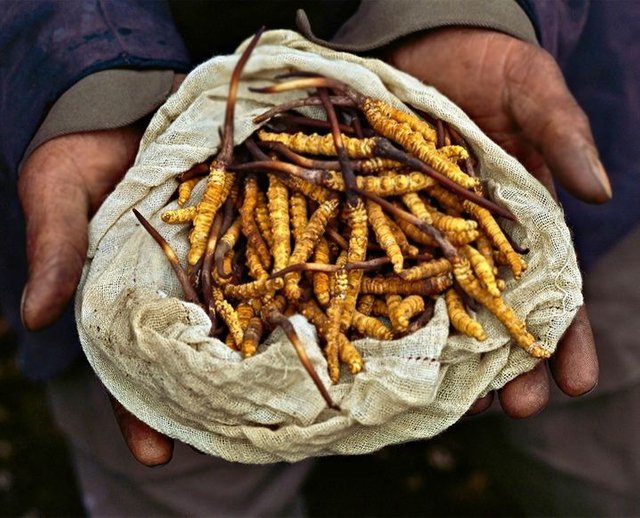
[0,311,515,517]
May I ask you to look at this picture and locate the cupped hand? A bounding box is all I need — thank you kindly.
[18,125,174,465]
[385,28,606,417]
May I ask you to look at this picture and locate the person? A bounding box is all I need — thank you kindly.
[1,0,636,515]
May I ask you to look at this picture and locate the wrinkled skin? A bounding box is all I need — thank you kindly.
[385,28,605,417]
[17,29,606,465]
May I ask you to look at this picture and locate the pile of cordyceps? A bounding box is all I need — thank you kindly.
[134,29,547,409]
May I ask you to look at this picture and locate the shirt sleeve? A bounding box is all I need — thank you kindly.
[297,0,538,52]
[0,0,191,177]
[21,69,176,168]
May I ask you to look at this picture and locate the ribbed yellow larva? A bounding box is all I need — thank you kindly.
[463,200,527,279]
[452,258,547,358]
[367,199,404,274]
[444,288,486,341]
[268,174,291,272]
[341,199,368,330]
[258,129,377,158]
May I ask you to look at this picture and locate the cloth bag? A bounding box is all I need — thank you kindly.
[75,30,582,463]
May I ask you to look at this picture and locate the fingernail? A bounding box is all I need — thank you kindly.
[20,284,30,329]
[587,148,612,200]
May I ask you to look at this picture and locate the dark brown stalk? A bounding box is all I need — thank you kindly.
[187,258,203,292]
[326,227,349,250]
[447,124,467,147]
[250,76,350,97]
[270,263,339,279]
[212,198,240,280]
[269,253,439,280]
[253,95,355,124]
[229,159,328,185]
[133,209,200,305]
[436,119,445,149]
[266,113,357,134]
[265,309,339,410]
[353,187,459,262]
[245,137,332,190]
[505,232,529,255]
[217,26,265,164]
[372,138,515,221]
[201,212,224,331]
[176,161,210,183]
[258,141,342,170]
[394,302,435,338]
[319,88,358,207]
[348,109,365,138]
[464,158,477,178]
[220,197,237,237]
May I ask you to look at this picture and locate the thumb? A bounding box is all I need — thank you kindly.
[505,45,612,204]
[19,140,91,331]
[18,128,141,331]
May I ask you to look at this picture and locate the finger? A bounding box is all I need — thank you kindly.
[18,145,90,331]
[465,391,495,416]
[505,46,611,204]
[110,395,174,467]
[498,361,550,418]
[550,305,599,396]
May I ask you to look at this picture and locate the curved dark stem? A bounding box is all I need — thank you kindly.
[220,197,237,237]
[258,141,342,170]
[372,138,515,221]
[271,113,357,134]
[213,200,238,280]
[505,231,529,255]
[187,255,203,293]
[253,96,355,124]
[436,119,445,149]
[326,227,349,250]
[201,212,224,326]
[176,161,210,183]
[270,262,339,279]
[394,302,435,338]
[348,109,365,139]
[244,137,270,161]
[250,76,348,95]
[133,209,201,305]
[464,158,477,178]
[217,26,265,164]
[319,88,358,207]
[265,309,339,410]
[230,159,328,185]
[214,243,232,279]
[353,187,459,262]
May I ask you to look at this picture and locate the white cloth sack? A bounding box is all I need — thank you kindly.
[75,30,582,463]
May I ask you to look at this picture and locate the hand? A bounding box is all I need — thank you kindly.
[18,126,174,465]
[385,28,606,417]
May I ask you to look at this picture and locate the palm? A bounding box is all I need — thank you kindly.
[19,127,142,330]
[387,28,610,203]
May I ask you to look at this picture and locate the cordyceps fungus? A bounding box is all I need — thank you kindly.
[135,36,548,415]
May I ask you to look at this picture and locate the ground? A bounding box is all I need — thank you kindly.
[0,316,510,517]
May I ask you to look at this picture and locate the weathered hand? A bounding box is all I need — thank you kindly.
[385,28,606,417]
[18,126,174,465]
